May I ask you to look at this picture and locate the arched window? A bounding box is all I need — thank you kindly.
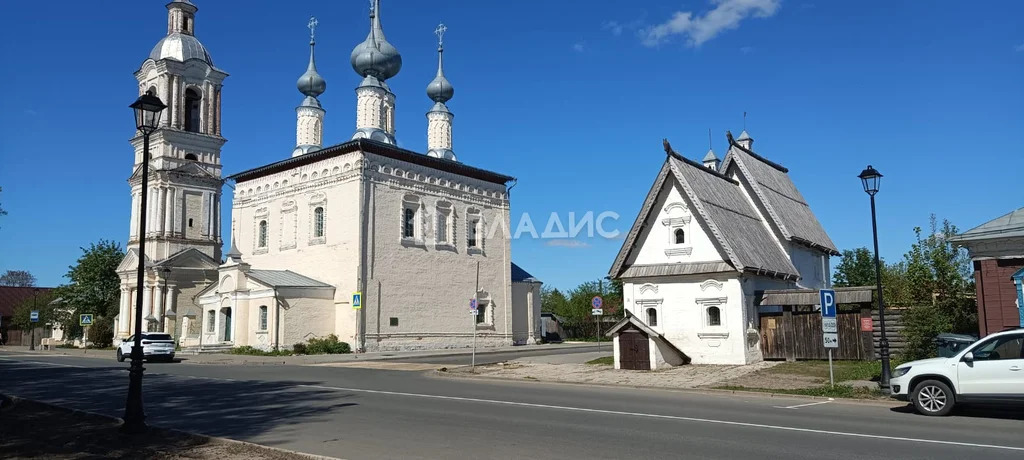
[184,88,201,132]
[184,153,198,161]
[258,306,268,331]
[188,218,194,228]
[674,228,685,244]
[647,308,658,327]
[207,310,216,333]
[403,208,415,238]
[707,306,721,326]
[258,220,268,248]
[313,207,325,238]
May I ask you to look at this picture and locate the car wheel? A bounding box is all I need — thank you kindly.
[116,349,125,362]
[912,379,955,416]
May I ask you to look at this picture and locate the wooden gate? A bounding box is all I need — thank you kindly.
[619,328,650,370]
[760,310,872,360]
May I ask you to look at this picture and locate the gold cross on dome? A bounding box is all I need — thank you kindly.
[435,23,448,46]
[308,16,319,41]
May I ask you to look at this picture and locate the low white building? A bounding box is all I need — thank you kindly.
[606,132,837,368]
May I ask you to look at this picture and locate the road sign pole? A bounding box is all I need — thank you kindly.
[828,350,834,388]
[596,315,601,351]
[472,315,477,372]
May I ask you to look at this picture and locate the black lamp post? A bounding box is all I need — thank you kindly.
[858,165,891,389]
[123,93,166,433]
[30,288,39,351]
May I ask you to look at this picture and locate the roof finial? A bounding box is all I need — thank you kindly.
[308,16,318,44]
[435,23,448,48]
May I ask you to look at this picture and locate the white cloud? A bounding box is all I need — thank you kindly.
[1015,43,1024,52]
[740,45,755,54]
[641,0,781,47]
[546,239,590,248]
[603,21,625,36]
[572,42,586,52]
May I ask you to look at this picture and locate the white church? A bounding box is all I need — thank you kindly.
[113,0,542,352]
[606,132,838,367]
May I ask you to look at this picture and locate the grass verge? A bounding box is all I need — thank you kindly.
[586,356,614,365]
[714,384,887,399]
[764,359,905,383]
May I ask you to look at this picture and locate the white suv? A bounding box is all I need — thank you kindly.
[890,328,1024,416]
[116,333,176,362]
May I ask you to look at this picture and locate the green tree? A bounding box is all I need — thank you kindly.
[892,216,977,360]
[11,291,57,331]
[51,240,125,339]
[0,270,37,287]
[541,286,569,314]
[832,247,877,287]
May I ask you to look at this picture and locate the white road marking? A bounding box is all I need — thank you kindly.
[298,384,1024,453]
[0,357,84,368]
[774,399,834,409]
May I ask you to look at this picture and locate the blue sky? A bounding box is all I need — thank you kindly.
[0,0,1021,291]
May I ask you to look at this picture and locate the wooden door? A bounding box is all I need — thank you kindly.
[619,329,650,370]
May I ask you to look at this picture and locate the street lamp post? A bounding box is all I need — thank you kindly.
[122,93,167,434]
[30,288,39,351]
[859,165,891,389]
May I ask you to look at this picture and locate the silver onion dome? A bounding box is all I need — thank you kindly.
[350,0,402,80]
[150,33,213,64]
[427,45,453,103]
[297,39,326,98]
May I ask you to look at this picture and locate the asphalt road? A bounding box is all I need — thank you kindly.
[395,343,608,365]
[2,351,1023,460]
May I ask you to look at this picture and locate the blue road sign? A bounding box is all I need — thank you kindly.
[353,292,362,309]
[79,314,94,326]
[819,289,837,318]
[592,296,603,309]
[30,310,39,322]
[470,299,478,311]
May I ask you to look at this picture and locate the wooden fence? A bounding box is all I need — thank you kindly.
[760,308,907,361]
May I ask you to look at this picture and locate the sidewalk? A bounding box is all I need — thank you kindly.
[0,342,599,366]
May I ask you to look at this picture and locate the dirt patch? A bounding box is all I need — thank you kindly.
[447,360,779,389]
[720,369,823,390]
[0,395,326,459]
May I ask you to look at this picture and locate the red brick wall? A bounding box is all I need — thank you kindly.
[975,258,1024,336]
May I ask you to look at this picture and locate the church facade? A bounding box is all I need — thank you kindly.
[115,0,540,352]
[607,132,837,366]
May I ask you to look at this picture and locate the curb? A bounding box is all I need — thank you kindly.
[431,368,905,408]
[0,394,343,460]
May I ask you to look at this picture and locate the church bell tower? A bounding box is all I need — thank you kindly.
[128,0,228,262]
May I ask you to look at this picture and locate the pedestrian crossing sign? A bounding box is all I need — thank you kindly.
[353,292,362,309]
[80,314,94,326]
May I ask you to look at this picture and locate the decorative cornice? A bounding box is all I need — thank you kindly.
[700,279,724,291]
[637,283,659,295]
[664,247,693,257]
[695,296,728,306]
[661,216,691,227]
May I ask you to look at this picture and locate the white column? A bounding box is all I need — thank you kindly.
[166,285,177,313]
[213,194,220,240]
[158,187,167,236]
[142,284,153,324]
[207,192,215,238]
[179,188,187,236]
[127,288,137,334]
[153,285,165,321]
[119,288,131,334]
[164,188,175,235]
[129,191,139,239]
[527,287,535,342]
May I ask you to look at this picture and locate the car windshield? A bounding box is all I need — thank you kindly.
[144,334,173,341]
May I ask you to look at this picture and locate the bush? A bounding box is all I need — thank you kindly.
[292,342,308,355]
[230,345,291,356]
[304,334,351,355]
[86,317,114,348]
[901,304,951,361]
[56,343,78,349]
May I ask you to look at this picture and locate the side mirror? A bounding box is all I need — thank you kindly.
[962,352,974,363]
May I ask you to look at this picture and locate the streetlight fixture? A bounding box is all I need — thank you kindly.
[123,93,166,434]
[858,165,891,389]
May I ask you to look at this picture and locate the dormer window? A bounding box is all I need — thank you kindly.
[185,153,198,161]
[674,228,685,245]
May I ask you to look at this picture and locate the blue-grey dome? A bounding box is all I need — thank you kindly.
[426,46,454,103]
[297,41,326,98]
[350,1,401,80]
[149,33,213,65]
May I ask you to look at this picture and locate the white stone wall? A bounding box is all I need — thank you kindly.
[627,180,724,266]
[361,151,512,351]
[623,274,753,365]
[790,244,830,290]
[511,281,541,345]
[232,152,363,344]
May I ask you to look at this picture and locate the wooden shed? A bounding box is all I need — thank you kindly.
[605,312,689,370]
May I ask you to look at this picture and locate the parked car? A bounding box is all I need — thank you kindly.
[116,333,176,362]
[890,328,1024,416]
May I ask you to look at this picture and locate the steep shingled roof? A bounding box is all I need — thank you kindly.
[608,149,799,280]
[720,134,839,255]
